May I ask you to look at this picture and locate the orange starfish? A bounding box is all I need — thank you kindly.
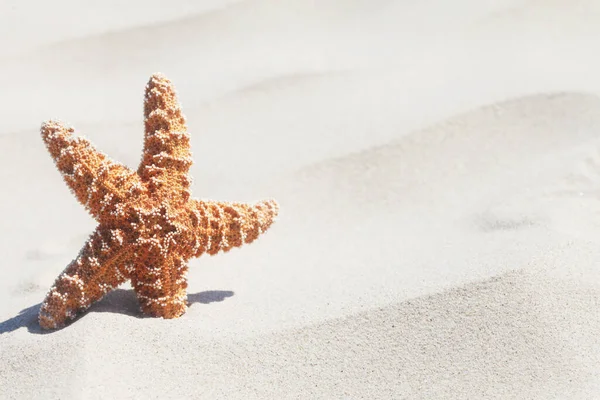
[38,73,279,330]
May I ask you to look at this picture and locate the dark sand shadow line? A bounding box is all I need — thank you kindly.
[0,289,235,335]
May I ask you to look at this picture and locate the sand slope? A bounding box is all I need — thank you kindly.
[2,1,600,399]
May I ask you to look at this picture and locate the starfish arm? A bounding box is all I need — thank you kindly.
[130,253,189,319]
[188,199,279,257]
[38,227,132,330]
[138,73,192,202]
[41,120,144,222]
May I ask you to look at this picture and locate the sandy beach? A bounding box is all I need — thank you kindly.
[1,1,600,398]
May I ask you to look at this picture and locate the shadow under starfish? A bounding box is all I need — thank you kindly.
[0,290,235,335]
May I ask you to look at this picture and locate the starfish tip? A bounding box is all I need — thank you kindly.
[40,119,59,130]
[147,72,172,88]
[40,119,74,142]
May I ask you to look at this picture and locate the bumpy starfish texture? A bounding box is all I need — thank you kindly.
[38,73,279,330]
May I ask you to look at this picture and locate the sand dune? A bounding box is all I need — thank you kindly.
[3,92,600,398]
[0,0,244,58]
[3,268,599,399]
[2,0,600,399]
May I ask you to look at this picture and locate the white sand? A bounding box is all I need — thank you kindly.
[2,1,600,398]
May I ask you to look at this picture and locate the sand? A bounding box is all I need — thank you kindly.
[2,1,600,399]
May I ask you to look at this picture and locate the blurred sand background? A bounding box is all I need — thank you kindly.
[1,0,600,398]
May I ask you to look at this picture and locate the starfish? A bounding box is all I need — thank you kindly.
[38,73,279,330]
